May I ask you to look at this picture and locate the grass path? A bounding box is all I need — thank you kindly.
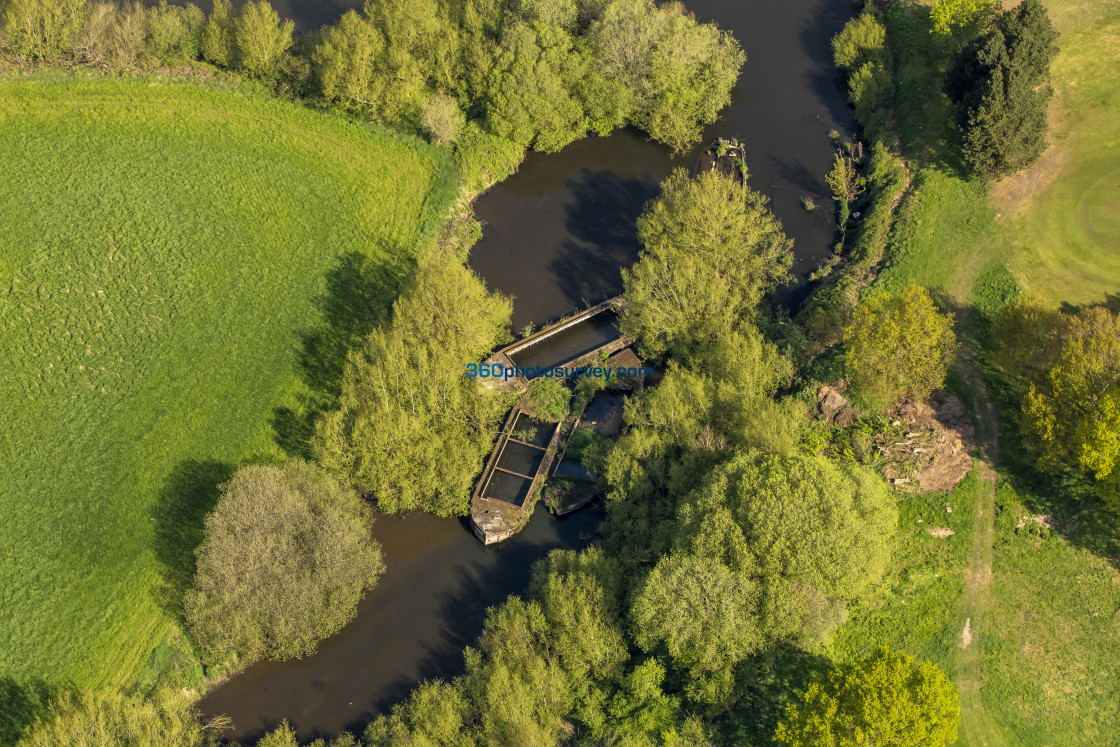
[957,354,1006,746]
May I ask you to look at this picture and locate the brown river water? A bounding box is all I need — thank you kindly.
[176,0,855,740]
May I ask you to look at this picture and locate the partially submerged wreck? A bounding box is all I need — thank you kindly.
[469,297,649,544]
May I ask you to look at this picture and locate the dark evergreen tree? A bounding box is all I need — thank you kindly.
[948,0,1058,179]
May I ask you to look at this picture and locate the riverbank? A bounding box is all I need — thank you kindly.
[800,1,1120,743]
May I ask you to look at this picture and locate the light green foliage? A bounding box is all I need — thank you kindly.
[17,691,212,747]
[313,255,513,516]
[0,0,88,60]
[185,461,385,663]
[485,19,588,151]
[72,1,148,68]
[257,721,299,747]
[601,326,801,564]
[1022,307,1120,482]
[0,77,451,691]
[930,0,996,36]
[590,659,710,746]
[453,121,526,195]
[234,0,293,78]
[774,647,960,747]
[832,13,887,70]
[363,0,456,122]
[200,0,233,66]
[622,169,793,361]
[523,377,570,422]
[312,10,385,109]
[420,91,466,145]
[587,0,744,152]
[633,452,897,704]
[364,681,476,747]
[849,61,894,122]
[465,598,572,746]
[146,1,205,61]
[843,285,958,407]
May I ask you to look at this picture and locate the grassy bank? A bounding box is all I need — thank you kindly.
[0,74,455,705]
[825,1,1120,743]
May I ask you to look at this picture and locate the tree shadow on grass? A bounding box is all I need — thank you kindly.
[723,644,832,742]
[0,677,54,746]
[150,459,235,625]
[273,250,412,460]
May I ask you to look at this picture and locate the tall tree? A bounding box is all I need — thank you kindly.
[312,10,386,111]
[949,0,1058,179]
[621,169,792,361]
[200,0,234,66]
[1022,306,1120,485]
[185,460,384,663]
[631,452,897,704]
[0,0,89,60]
[843,285,958,408]
[774,648,960,747]
[233,0,293,78]
[587,0,744,152]
[313,254,513,516]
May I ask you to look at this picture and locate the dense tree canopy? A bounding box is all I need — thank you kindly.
[948,0,1058,179]
[185,460,384,663]
[843,285,958,408]
[1022,306,1120,485]
[774,647,960,747]
[621,169,793,361]
[0,0,89,61]
[233,0,293,78]
[17,691,218,747]
[632,452,897,705]
[313,254,513,516]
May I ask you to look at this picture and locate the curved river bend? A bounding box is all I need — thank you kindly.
[193,0,855,740]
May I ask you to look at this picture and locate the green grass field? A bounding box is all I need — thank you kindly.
[839,2,1120,743]
[0,74,454,706]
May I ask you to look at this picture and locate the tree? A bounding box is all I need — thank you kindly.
[825,153,862,227]
[621,169,792,361]
[0,0,89,60]
[832,13,887,71]
[586,0,743,152]
[184,460,384,663]
[18,691,221,747]
[484,19,589,152]
[146,2,205,61]
[420,91,466,145]
[774,647,960,747]
[312,10,386,111]
[233,0,293,78]
[632,452,897,704]
[948,0,1058,180]
[844,285,958,407]
[313,254,513,516]
[364,681,476,747]
[200,0,233,66]
[1022,306,1120,484]
[587,0,744,152]
[930,0,996,37]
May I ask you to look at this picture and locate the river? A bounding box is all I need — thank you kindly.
[194,0,854,741]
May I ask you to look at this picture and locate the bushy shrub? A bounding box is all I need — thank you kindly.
[524,377,571,422]
[185,460,384,663]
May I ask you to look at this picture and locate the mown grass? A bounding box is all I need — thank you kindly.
[828,473,977,681]
[1000,4,1120,304]
[0,74,455,707]
[837,1,1120,743]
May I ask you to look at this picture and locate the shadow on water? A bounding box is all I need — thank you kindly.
[550,172,659,313]
[0,677,54,746]
[150,459,235,624]
[273,250,409,460]
[199,505,601,743]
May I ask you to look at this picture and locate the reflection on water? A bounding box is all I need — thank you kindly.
[471,0,854,329]
[198,506,601,741]
[190,0,854,739]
